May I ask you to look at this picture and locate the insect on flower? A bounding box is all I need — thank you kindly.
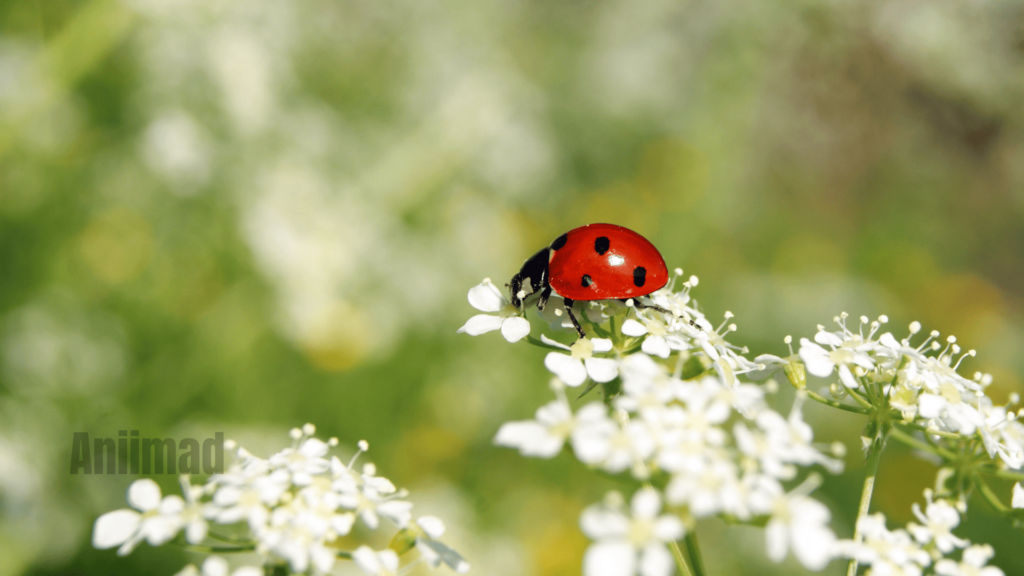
[508,223,673,338]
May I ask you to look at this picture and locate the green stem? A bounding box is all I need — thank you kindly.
[525,335,565,351]
[805,390,871,415]
[846,388,874,411]
[973,475,1010,514]
[669,540,695,576]
[890,426,956,460]
[846,436,886,576]
[184,543,256,553]
[899,421,964,440]
[684,530,708,576]
[977,466,1024,482]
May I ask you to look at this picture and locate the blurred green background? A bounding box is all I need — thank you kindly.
[2,0,1024,574]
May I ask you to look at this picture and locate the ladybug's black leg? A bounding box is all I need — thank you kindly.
[536,287,552,311]
[563,298,586,339]
[627,298,703,331]
[624,298,671,316]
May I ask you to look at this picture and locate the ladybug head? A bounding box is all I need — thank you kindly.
[508,246,551,310]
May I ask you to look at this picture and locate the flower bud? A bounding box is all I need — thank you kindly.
[784,361,806,390]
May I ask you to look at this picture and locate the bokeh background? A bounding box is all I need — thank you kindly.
[2,0,1024,574]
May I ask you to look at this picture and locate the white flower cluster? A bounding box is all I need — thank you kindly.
[768,313,1024,470]
[460,275,845,574]
[92,425,469,576]
[837,489,1004,576]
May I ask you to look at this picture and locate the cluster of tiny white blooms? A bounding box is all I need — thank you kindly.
[770,313,1024,470]
[465,273,846,573]
[93,425,469,575]
[836,489,1004,576]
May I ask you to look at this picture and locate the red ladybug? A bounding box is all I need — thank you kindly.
[509,223,670,338]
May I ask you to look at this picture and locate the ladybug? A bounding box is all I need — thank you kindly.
[509,223,671,338]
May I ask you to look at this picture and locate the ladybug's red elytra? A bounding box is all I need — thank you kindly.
[509,223,671,338]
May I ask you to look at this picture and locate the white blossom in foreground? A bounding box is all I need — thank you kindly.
[480,272,847,572]
[456,279,531,342]
[93,478,197,555]
[93,426,469,575]
[836,491,1005,576]
[581,489,684,576]
[174,556,263,576]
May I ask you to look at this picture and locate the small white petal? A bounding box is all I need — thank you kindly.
[174,565,200,576]
[541,333,572,350]
[621,319,648,337]
[652,516,684,542]
[584,541,636,576]
[352,546,381,575]
[127,479,163,512]
[495,421,564,457]
[814,331,844,347]
[1014,483,1024,509]
[546,353,588,386]
[501,317,531,343]
[641,336,671,359]
[639,543,673,576]
[580,508,630,540]
[299,438,328,458]
[417,516,446,539]
[765,520,788,562]
[838,364,859,389]
[467,282,505,312]
[457,314,504,336]
[201,556,229,576]
[591,338,614,353]
[231,569,263,576]
[586,357,619,383]
[93,510,141,549]
[631,489,661,519]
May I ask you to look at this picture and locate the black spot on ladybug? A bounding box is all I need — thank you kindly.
[594,236,610,255]
[633,266,646,287]
[581,274,593,288]
[550,234,568,250]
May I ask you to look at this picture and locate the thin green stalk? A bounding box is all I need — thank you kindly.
[846,437,886,576]
[805,390,871,415]
[684,530,708,576]
[973,475,1010,514]
[184,543,256,553]
[978,466,1024,482]
[525,335,565,351]
[669,540,695,576]
[890,426,956,460]
[846,388,874,411]
[900,421,963,440]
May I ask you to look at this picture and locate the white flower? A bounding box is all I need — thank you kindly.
[544,336,618,387]
[174,557,263,576]
[907,492,968,553]
[798,334,874,389]
[580,489,685,576]
[621,317,687,359]
[934,544,1004,576]
[836,513,929,575]
[764,487,837,571]
[571,406,655,475]
[1013,483,1024,508]
[414,517,471,574]
[494,397,575,458]
[93,478,187,555]
[353,545,400,575]
[736,396,843,480]
[457,279,531,343]
[268,437,332,486]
